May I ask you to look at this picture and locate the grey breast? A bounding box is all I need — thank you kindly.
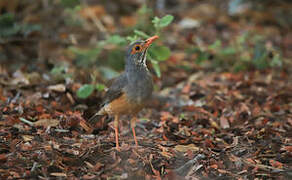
[125,69,153,104]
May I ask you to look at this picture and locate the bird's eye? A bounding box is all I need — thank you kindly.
[135,45,141,51]
[131,44,143,54]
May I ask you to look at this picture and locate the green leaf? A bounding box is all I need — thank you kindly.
[252,42,268,69]
[151,60,161,77]
[208,40,221,50]
[0,13,20,37]
[149,45,171,61]
[270,53,282,67]
[221,47,236,55]
[152,17,160,28]
[107,35,127,45]
[195,51,209,64]
[77,84,95,99]
[69,46,101,67]
[159,15,174,28]
[138,4,152,16]
[134,30,149,38]
[96,84,106,91]
[50,66,66,75]
[126,35,139,43]
[0,13,14,27]
[21,24,42,36]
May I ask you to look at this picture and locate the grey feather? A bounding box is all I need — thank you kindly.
[100,73,128,108]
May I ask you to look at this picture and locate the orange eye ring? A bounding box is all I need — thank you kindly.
[135,45,141,51]
[131,44,143,54]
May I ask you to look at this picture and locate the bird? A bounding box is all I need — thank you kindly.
[89,35,159,151]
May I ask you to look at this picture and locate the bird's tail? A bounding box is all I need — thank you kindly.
[88,113,102,124]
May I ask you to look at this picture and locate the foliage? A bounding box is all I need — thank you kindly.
[189,33,283,71]
[0,13,41,40]
[76,84,95,99]
[62,3,173,98]
[152,15,174,31]
[63,2,173,77]
[50,65,72,82]
[1,0,291,179]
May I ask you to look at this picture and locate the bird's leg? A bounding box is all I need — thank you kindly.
[114,115,120,151]
[130,116,138,147]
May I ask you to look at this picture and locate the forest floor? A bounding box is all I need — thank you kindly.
[0,0,291,179]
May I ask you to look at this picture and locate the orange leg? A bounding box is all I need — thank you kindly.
[131,116,138,147]
[114,115,120,151]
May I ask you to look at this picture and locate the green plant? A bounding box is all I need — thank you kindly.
[50,65,72,82]
[76,74,106,99]
[189,32,282,71]
[77,84,95,99]
[105,14,174,77]
[0,13,41,40]
[152,15,174,34]
[74,12,173,97]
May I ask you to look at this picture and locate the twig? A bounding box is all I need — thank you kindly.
[31,162,38,172]
[243,159,284,173]
[81,2,109,38]
[19,117,34,126]
[54,129,70,133]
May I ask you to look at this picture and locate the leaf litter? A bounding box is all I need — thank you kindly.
[0,0,292,179]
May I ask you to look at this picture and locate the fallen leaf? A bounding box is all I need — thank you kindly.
[178,17,200,29]
[93,162,104,171]
[48,84,66,92]
[281,146,292,152]
[34,119,59,128]
[50,173,67,177]
[79,5,105,19]
[22,135,34,142]
[120,16,137,27]
[220,116,230,129]
[160,111,173,121]
[182,83,191,94]
[174,144,200,152]
[0,154,7,162]
[210,164,218,169]
[269,160,283,169]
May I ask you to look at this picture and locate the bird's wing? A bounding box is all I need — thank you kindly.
[89,74,127,122]
[100,73,128,108]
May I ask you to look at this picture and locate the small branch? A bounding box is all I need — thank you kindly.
[243,159,284,173]
[81,2,109,38]
[19,117,34,126]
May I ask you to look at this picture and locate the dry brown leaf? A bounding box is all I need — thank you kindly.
[120,16,137,27]
[79,118,93,133]
[269,160,283,169]
[160,111,173,121]
[181,83,191,94]
[50,172,67,177]
[34,119,59,128]
[220,116,230,129]
[174,144,200,152]
[281,146,292,152]
[48,84,66,92]
[79,5,105,19]
[210,164,218,169]
[22,135,34,142]
[0,154,7,162]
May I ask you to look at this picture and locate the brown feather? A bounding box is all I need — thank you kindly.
[100,93,144,116]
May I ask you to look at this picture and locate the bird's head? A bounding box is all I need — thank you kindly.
[125,35,159,68]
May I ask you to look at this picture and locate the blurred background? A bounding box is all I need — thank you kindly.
[1,0,292,117]
[1,1,292,179]
[1,0,291,80]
